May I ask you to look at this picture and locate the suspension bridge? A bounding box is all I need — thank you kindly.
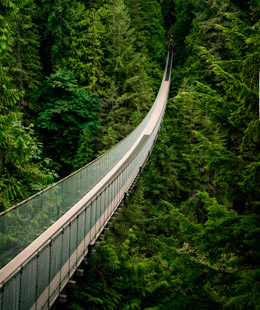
[0,48,173,310]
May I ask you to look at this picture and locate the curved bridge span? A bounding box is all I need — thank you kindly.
[0,49,172,310]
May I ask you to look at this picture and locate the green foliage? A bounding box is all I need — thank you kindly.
[74,129,96,170]
[64,4,109,94]
[37,68,100,170]
[37,0,74,70]
[170,0,194,66]
[0,120,54,209]
[98,0,157,150]
[0,0,54,210]
[137,0,165,64]
[126,0,165,87]
[160,0,175,31]
[8,0,42,106]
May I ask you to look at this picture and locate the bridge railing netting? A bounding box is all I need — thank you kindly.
[0,49,172,310]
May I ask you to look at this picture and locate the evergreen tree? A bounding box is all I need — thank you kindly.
[160,0,175,31]
[136,0,165,64]
[9,0,42,108]
[100,0,155,149]
[126,0,166,88]
[36,68,100,174]
[170,0,194,66]
[0,0,54,210]
[65,4,109,95]
[37,0,80,72]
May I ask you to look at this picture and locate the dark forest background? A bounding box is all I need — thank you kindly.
[1,0,260,309]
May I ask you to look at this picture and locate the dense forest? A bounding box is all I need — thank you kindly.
[1,0,260,309]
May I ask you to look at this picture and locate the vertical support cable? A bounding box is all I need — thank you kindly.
[18,267,23,310]
[83,207,87,257]
[59,229,64,295]
[68,222,71,280]
[0,284,2,310]
[0,283,3,310]
[116,175,119,207]
[35,252,39,310]
[47,241,52,309]
[76,215,79,267]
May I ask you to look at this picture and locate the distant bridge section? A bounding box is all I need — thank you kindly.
[0,48,173,310]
